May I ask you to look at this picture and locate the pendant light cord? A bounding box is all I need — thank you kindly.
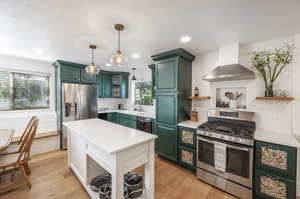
[118,30,120,51]
[91,48,94,64]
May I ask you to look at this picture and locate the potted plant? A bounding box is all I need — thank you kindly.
[251,44,294,97]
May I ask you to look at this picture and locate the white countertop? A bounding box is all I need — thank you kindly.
[178,120,204,129]
[98,109,156,119]
[63,118,157,154]
[255,128,300,148]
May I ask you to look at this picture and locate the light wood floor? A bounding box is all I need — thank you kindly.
[0,150,240,199]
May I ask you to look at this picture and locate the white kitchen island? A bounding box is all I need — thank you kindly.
[63,118,157,199]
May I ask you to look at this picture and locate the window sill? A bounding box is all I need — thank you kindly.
[12,131,59,143]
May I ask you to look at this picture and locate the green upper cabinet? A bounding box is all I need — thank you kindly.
[155,57,177,92]
[97,70,129,99]
[151,48,195,124]
[120,74,129,98]
[102,73,112,98]
[61,64,81,83]
[81,68,97,84]
[53,60,96,84]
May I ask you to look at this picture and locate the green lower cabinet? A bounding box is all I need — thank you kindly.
[178,126,196,149]
[155,123,178,163]
[255,141,297,179]
[118,117,129,126]
[128,120,136,129]
[107,112,114,122]
[178,145,196,171]
[254,169,296,199]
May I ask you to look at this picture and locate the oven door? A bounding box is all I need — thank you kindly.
[197,136,253,188]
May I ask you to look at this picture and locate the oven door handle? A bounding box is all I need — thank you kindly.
[198,137,250,152]
[197,137,215,144]
[227,145,249,152]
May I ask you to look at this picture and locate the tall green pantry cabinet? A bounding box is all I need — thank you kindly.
[151,48,195,163]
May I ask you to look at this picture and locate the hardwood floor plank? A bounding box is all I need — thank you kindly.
[0,150,297,199]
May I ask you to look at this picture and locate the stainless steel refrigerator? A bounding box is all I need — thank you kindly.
[61,83,97,149]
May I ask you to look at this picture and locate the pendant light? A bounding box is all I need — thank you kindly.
[131,67,137,81]
[110,24,127,66]
[85,44,98,74]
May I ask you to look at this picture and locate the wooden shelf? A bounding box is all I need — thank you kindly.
[188,96,211,100]
[256,97,295,101]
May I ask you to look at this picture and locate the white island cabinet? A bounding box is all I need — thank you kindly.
[63,119,157,199]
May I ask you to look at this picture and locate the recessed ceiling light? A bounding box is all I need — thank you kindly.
[180,36,191,43]
[105,63,112,67]
[132,53,140,59]
[33,48,44,53]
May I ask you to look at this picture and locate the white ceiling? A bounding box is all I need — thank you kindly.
[0,0,300,69]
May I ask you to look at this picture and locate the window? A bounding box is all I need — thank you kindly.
[0,71,50,110]
[134,81,154,105]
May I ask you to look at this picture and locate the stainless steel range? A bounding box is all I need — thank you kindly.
[197,109,255,199]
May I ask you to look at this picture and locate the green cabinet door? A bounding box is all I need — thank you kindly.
[156,93,177,125]
[61,65,81,83]
[102,73,112,98]
[114,113,119,124]
[178,145,196,171]
[156,123,178,162]
[121,74,129,98]
[107,112,114,122]
[254,169,296,199]
[178,126,196,149]
[156,57,178,92]
[119,117,129,126]
[255,141,297,179]
[81,68,97,84]
[96,74,103,97]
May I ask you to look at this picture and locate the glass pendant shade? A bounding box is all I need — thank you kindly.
[85,64,98,74]
[110,50,127,66]
[110,24,127,67]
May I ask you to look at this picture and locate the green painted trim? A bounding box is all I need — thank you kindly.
[53,60,87,68]
[151,48,195,62]
[99,70,129,76]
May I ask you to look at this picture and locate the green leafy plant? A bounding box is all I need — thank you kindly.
[251,44,294,97]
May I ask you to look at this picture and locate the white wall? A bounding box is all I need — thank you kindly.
[191,35,300,194]
[0,54,57,137]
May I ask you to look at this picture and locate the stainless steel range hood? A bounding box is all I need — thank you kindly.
[202,64,255,82]
[202,43,255,82]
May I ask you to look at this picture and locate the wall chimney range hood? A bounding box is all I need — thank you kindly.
[202,43,255,82]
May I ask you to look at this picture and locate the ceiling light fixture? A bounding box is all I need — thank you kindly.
[132,53,140,59]
[85,44,98,75]
[180,36,191,43]
[110,24,127,67]
[131,67,137,81]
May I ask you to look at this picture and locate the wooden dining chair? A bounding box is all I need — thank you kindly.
[0,118,39,189]
[0,116,37,156]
